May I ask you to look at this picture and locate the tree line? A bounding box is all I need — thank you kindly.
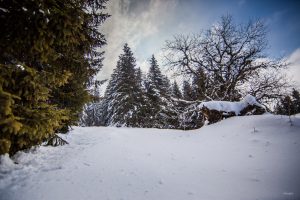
[82,15,298,129]
[81,44,186,129]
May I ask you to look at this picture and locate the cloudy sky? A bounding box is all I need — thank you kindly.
[98,0,300,87]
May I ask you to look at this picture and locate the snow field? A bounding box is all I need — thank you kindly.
[0,114,300,200]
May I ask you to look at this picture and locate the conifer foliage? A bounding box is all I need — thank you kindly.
[102,44,146,127]
[171,81,182,99]
[146,55,169,99]
[0,0,109,155]
[0,65,69,155]
[182,81,193,101]
[145,55,178,128]
[91,52,180,129]
[276,89,300,116]
[191,68,207,101]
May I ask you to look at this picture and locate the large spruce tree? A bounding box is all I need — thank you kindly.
[146,55,169,97]
[103,44,145,127]
[0,0,108,155]
[145,55,178,128]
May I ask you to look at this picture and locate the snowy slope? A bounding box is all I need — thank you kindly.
[0,114,300,200]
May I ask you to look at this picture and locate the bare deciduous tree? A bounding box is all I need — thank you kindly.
[164,15,287,101]
[239,68,291,104]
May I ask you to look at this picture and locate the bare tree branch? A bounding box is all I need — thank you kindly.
[163,15,287,102]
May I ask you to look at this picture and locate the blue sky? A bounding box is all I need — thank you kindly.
[99,0,300,86]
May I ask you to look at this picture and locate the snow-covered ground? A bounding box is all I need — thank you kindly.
[1,114,300,200]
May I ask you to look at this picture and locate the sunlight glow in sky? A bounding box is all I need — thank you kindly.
[99,0,300,87]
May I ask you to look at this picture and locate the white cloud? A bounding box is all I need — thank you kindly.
[286,48,300,88]
[97,0,178,80]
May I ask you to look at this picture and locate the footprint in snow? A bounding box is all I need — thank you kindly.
[251,139,259,143]
[283,192,294,196]
[130,171,136,176]
[265,141,271,146]
[249,178,260,182]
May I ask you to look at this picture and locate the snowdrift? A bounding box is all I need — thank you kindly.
[199,95,266,124]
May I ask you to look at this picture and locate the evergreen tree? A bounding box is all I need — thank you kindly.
[171,81,182,99]
[47,0,109,132]
[292,89,300,113]
[191,68,207,101]
[0,0,108,155]
[145,55,165,125]
[79,80,107,126]
[132,67,150,127]
[162,75,172,96]
[103,44,144,127]
[283,96,292,115]
[0,66,70,155]
[275,89,300,116]
[146,55,169,97]
[145,55,178,128]
[276,96,294,116]
[182,81,193,101]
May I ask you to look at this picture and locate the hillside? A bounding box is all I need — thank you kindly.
[1,114,300,200]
